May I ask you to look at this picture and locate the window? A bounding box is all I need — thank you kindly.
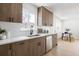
[22,11,28,23]
[22,12,36,27]
[29,13,35,24]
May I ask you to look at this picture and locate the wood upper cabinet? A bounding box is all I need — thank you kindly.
[0,4,11,22]
[38,6,53,26]
[0,44,11,56]
[11,4,22,23]
[0,3,22,23]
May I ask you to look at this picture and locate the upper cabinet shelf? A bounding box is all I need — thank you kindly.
[0,3,22,23]
[37,6,53,26]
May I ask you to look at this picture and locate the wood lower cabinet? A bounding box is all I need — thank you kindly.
[39,37,46,55]
[11,37,46,56]
[0,36,46,56]
[11,41,28,56]
[27,39,36,56]
[52,34,57,48]
[0,44,11,56]
[36,37,46,56]
[28,37,46,56]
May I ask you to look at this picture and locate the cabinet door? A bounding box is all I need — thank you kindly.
[0,4,11,22]
[37,37,46,55]
[0,44,11,56]
[28,37,46,56]
[52,34,57,48]
[38,7,53,26]
[48,12,53,26]
[42,7,49,26]
[12,41,27,56]
[28,39,37,56]
[11,3,22,23]
[35,38,42,56]
[0,3,22,22]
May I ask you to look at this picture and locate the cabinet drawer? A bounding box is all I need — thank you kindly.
[12,41,25,45]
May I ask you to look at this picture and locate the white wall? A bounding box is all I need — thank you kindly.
[53,15,62,38]
[62,19,79,39]
[0,4,38,38]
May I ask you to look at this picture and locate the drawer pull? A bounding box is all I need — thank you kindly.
[37,42,41,46]
[19,43,24,45]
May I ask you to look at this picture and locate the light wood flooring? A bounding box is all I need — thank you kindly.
[45,39,79,56]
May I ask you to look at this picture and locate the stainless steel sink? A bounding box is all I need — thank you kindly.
[27,34,40,37]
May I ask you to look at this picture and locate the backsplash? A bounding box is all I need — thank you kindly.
[0,21,38,38]
[0,21,54,38]
[37,26,53,34]
[0,21,26,38]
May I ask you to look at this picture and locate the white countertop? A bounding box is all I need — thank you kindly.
[0,33,54,45]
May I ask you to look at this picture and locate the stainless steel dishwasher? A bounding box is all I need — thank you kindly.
[46,35,52,52]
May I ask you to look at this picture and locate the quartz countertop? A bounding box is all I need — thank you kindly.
[0,33,54,45]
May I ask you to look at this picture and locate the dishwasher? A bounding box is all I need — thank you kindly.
[46,35,52,52]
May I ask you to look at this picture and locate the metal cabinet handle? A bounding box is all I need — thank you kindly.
[50,24,52,26]
[11,18,13,22]
[8,17,14,22]
[19,42,25,45]
[14,42,25,45]
[8,17,11,22]
[9,45,12,50]
[37,42,41,46]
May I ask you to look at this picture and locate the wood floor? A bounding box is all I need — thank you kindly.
[45,39,79,56]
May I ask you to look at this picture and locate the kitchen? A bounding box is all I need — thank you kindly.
[0,3,57,56]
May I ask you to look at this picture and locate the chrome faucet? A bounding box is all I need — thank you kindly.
[30,29,33,35]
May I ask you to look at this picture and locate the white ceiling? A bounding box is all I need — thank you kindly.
[33,3,79,20]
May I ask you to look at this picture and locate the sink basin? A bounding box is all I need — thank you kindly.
[27,34,40,37]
